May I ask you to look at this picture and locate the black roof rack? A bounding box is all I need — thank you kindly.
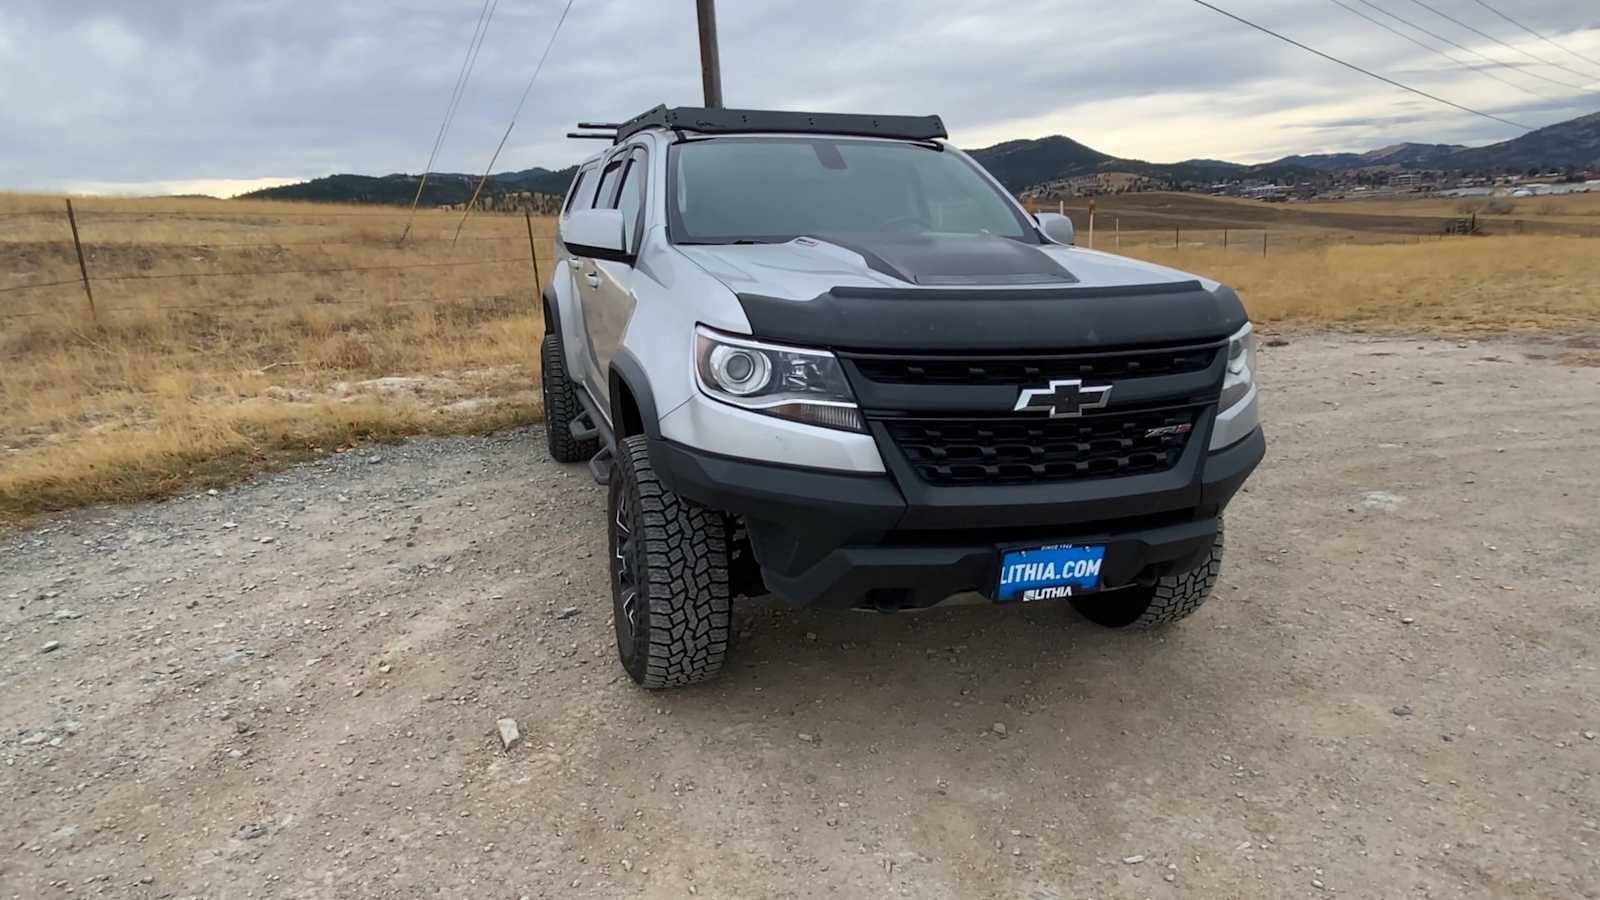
[608,105,947,144]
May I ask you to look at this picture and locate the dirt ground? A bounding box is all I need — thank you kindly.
[3,333,1598,900]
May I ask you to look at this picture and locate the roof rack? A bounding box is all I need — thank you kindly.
[598,105,947,144]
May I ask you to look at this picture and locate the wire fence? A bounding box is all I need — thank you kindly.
[1036,195,1600,254]
[0,199,558,324]
[9,195,1579,329]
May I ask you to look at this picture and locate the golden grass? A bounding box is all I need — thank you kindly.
[1302,190,1600,223]
[1124,235,1600,331]
[1,193,553,526]
[3,192,1598,527]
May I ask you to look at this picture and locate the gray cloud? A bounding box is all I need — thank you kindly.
[1,0,1596,193]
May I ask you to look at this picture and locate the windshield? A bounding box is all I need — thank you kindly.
[668,137,1037,245]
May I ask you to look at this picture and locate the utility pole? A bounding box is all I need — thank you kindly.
[696,0,724,108]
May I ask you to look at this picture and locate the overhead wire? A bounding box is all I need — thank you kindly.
[399,0,500,244]
[1326,0,1544,99]
[1467,0,1600,73]
[1403,0,1595,88]
[1187,0,1533,130]
[452,0,579,246]
[1355,0,1586,94]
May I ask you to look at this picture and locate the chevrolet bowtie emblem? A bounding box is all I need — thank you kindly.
[1013,379,1113,418]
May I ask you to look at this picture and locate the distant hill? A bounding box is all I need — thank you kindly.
[238,110,1600,205]
[1359,142,1467,168]
[238,166,577,206]
[1267,144,1465,173]
[964,136,1114,191]
[1442,111,1600,171]
[966,110,1598,192]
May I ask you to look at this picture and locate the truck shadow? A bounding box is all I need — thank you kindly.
[658,592,1266,756]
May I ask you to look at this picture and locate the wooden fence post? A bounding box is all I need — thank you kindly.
[1175,226,1180,248]
[64,198,97,323]
[524,210,542,290]
[1223,228,1229,249]
[1115,217,1120,250]
[1262,231,1268,257]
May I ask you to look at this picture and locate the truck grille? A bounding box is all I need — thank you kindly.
[884,407,1199,486]
[853,346,1217,385]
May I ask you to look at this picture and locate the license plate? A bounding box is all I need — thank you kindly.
[997,544,1106,602]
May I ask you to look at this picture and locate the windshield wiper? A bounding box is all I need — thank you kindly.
[676,239,779,246]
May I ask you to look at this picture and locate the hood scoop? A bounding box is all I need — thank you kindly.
[802,233,1077,286]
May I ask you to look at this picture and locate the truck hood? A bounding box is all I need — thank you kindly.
[675,234,1243,352]
[675,234,1220,301]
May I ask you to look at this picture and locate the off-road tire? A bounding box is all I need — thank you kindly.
[609,435,733,688]
[1070,518,1224,629]
[541,333,598,463]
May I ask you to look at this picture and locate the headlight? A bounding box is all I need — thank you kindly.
[694,325,865,433]
[1219,322,1255,410]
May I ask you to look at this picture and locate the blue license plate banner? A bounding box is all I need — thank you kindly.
[997,544,1106,602]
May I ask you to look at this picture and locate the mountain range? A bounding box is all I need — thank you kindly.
[964,110,1600,190]
[240,110,1600,204]
[240,167,576,207]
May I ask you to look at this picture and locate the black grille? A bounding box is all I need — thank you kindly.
[885,407,1198,486]
[853,346,1217,385]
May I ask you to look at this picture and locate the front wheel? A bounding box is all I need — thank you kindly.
[1069,519,1224,629]
[609,435,733,688]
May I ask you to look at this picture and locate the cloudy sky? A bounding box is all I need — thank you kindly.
[1,0,1596,196]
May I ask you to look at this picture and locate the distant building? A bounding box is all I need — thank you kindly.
[1241,184,1291,201]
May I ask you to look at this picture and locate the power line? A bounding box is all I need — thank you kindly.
[1404,0,1596,88]
[1355,0,1584,95]
[453,0,579,246]
[400,0,500,244]
[1326,0,1544,99]
[1467,0,1600,73]
[1188,0,1533,130]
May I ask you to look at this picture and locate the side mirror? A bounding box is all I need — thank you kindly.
[1035,212,1075,246]
[560,208,630,262]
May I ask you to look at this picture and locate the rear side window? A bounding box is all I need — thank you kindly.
[592,157,625,209]
[564,165,595,213]
[611,150,647,252]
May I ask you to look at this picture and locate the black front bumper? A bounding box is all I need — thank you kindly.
[651,425,1265,609]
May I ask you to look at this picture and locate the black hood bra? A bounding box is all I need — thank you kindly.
[801,233,1077,287]
[735,274,1248,354]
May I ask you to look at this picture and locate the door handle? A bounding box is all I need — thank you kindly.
[584,272,601,288]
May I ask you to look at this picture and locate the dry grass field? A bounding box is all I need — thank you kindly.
[2,190,1598,526]
[1302,189,1600,225]
[1,193,553,523]
[1124,235,1600,330]
[1057,190,1600,240]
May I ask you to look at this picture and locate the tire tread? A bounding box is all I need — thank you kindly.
[542,333,599,463]
[1126,517,1224,629]
[615,435,731,688]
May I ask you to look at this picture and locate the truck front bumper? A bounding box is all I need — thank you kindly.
[650,425,1265,609]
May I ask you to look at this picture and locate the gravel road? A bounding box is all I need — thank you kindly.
[3,334,1598,900]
